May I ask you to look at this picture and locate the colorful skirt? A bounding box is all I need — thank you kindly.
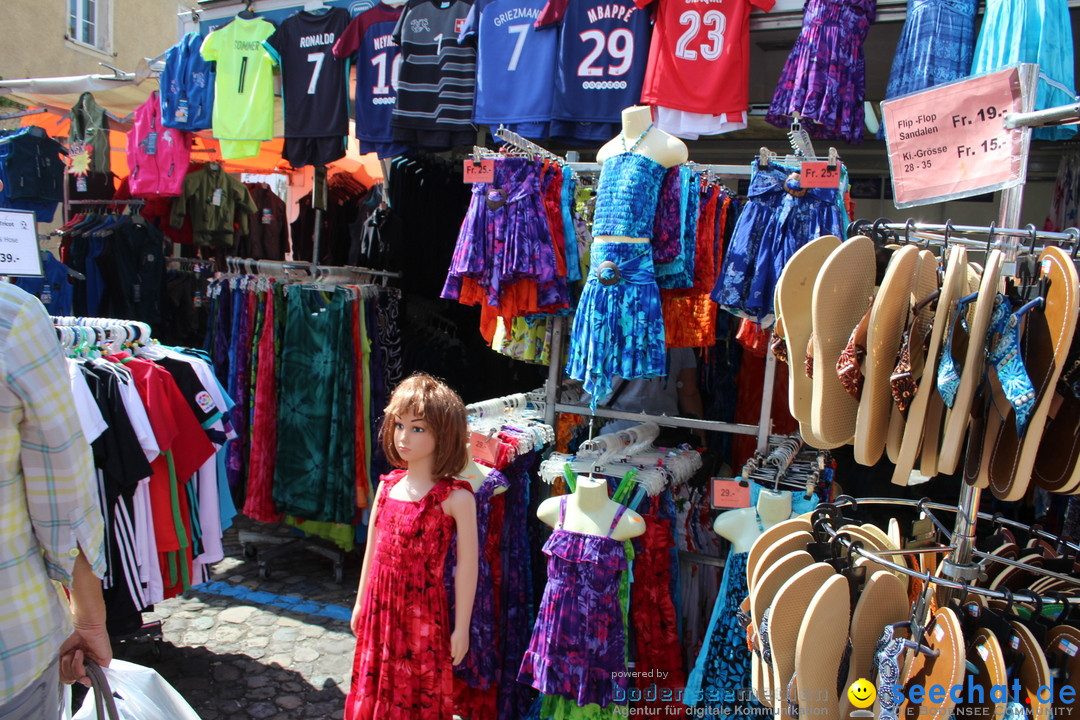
[567,241,666,408]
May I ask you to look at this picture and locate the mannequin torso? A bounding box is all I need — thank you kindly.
[713,489,794,554]
[537,475,646,541]
[593,105,688,244]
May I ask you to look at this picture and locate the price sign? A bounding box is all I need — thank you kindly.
[469,431,499,465]
[711,478,751,509]
[800,162,841,188]
[0,210,43,277]
[882,66,1032,208]
[463,159,495,183]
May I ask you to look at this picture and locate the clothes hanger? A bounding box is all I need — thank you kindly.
[238,0,257,19]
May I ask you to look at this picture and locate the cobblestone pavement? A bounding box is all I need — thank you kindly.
[101,518,363,720]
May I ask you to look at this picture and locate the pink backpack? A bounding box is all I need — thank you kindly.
[127,91,191,197]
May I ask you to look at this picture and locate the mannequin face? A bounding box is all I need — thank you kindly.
[393,413,436,469]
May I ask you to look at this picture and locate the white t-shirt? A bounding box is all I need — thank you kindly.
[67,360,108,444]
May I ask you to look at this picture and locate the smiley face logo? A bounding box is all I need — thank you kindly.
[848,678,877,709]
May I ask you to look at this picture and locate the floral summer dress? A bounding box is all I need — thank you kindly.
[345,470,473,720]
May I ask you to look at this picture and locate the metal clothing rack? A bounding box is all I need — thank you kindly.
[223,256,402,283]
[814,497,1080,608]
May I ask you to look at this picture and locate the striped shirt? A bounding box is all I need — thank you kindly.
[0,283,106,702]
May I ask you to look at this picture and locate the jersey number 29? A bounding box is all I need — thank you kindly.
[577,29,634,77]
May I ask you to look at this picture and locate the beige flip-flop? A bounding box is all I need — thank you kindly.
[892,247,968,485]
[839,570,909,718]
[987,246,1080,501]
[749,531,814,592]
[747,517,813,588]
[777,235,844,444]
[939,250,1005,475]
[794,575,851,718]
[812,237,878,446]
[855,245,920,466]
[766,562,836,716]
[751,551,814,704]
[886,249,941,464]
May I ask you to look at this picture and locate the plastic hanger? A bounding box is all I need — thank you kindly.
[238,1,257,19]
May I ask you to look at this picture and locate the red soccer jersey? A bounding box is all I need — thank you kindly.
[637,0,773,115]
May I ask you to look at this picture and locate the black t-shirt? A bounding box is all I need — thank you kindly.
[265,8,351,138]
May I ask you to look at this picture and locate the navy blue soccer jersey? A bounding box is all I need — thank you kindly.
[461,0,556,134]
[265,8,351,137]
[535,0,650,130]
[333,4,404,146]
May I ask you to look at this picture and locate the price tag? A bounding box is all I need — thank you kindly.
[211,188,223,206]
[711,478,751,509]
[463,159,495,184]
[469,431,499,465]
[799,162,841,188]
[0,210,44,277]
[175,99,189,124]
[76,175,88,193]
[261,208,273,225]
[882,65,1033,208]
[146,131,158,156]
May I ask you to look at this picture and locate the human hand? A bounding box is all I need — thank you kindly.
[450,627,469,666]
[350,600,363,636]
[59,622,112,686]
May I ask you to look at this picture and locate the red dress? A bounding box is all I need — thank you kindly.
[345,471,473,720]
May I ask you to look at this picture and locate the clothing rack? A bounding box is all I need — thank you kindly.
[223,256,402,282]
[815,497,1080,608]
[492,126,566,162]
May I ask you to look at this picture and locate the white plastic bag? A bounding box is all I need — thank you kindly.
[68,659,201,720]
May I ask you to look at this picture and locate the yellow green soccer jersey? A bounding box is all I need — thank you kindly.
[201,17,278,141]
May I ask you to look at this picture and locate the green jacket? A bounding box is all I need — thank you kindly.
[170,163,257,247]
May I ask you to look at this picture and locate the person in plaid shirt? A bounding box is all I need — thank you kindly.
[0,282,111,719]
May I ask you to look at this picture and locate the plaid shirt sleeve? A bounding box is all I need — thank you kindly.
[3,291,106,584]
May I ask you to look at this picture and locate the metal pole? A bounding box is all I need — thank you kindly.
[757,334,777,454]
[937,63,1039,607]
[544,316,566,427]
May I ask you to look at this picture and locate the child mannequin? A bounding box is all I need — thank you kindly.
[345,373,479,720]
[713,488,794,554]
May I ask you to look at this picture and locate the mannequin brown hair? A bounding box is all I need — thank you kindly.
[379,372,469,479]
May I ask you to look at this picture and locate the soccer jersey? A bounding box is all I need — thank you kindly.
[637,0,773,116]
[265,8,351,138]
[535,0,650,131]
[200,17,278,142]
[333,4,404,147]
[392,0,478,148]
[462,0,556,135]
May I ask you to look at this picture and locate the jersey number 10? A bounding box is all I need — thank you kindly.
[371,52,403,95]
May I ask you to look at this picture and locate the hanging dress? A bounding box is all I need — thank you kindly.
[345,470,473,720]
[765,0,877,144]
[882,0,977,102]
[518,495,631,710]
[970,0,1077,141]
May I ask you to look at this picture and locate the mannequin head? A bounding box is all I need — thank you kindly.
[757,489,794,528]
[380,372,468,478]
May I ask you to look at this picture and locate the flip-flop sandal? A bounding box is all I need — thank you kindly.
[892,247,967,485]
[1008,621,1053,720]
[751,551,815,703]
[838,524,887,551]
[1026,536,1058,557]
[812,237,878,446]
[958,628,1008,720]
[988,246,1080,501]
[839,570,909,718]
[887,250,941,464]
[1032,319,1080,492]
[794,574,851,718]
[1045,625,1080,720]
[858,522,896,551]
[900,608,966,720]
[765,562,836,716]
[988,552,1043,591]
[777,235,843,425]
[749,531,814,592]
[855,245,921,466]
[748,517,813,587]
[939,251,1004,475]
